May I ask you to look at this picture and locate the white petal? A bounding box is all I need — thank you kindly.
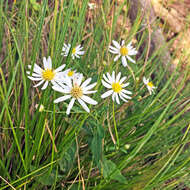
[112,40,121,49]
[81,95,97,105]
[103,74,111,84]
[51,80,58,86]
[81,78,92,88]
[75,45,81,50]
[122,82,130,88]
[66,78,72,88]
[121,56,127,67]
[101,90,113,99]
[66,98,76,115]
[121,40,125,46]
[102,80,112,89]
[76,51,85,55]
[143,77,148,85]
[119,93,128,102]
[54,64,66,72]
[121,89,132,95]
[83,82,97,91]
[33,80,44,87]
[109,46,119,54]
[34,64,43,73]
[47,56,52,69]
[76,46,84,51]
[109,49,119,54]
[75,54,80,58]
[75,74,83,86]
[120,92,131,99]
[148,88,152,95]
[59,81,70,89]
[62,47,66,52]
[115,93,120,104]
[116,72,121,82]
[72,55,75,59]
[83,90,97,94]
[109,45,119,52]
[52,85,65,93]
[127,41,132,48]
[28,76,42,81]
[120,76,127,84]
[106,72,113,83]
[27,71,41,78]
[129,49,138,55]
[54,95,71,103]
[112,71,115,81]
[28,64,42,74]
[127,55,136,63]
[78,98,90,113]
[43,57,48,69]
[112,92,116,102]
[41,81,49,90]
[114,54,121,62]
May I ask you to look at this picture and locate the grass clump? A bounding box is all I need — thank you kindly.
[0,0,190,189]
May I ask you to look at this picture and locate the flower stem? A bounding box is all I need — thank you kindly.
[112,102,119,148]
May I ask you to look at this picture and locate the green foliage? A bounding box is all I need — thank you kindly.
[59,141,77,173]
[0,0,190,189]
[30,0,41,11]
[102,157,127,184]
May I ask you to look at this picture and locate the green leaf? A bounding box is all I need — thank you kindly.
[37,168,61,186]
[69,183,82,190]
[37,172,56,185]
[90,129,104,166]
[102,158,127,184]
[59,141,76,173]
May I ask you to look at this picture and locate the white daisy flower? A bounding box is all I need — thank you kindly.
[61,43,85,60]
[27,56,66,90]
[53,74,97,115]
[101,71,132,104]
[88,3,96,10]
[143,77,157,95]
[60,68,80,80]
[109,40,137,67]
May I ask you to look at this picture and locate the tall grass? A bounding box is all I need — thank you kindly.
[0,0,190,189]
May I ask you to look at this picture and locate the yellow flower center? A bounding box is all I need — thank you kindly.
[147,82,154,88]
[42,69,55,81]
[68,70,74,77]
[112,82,122,93]
[71,85,83,98]
[120,46,128,56]
[72,48,76,54]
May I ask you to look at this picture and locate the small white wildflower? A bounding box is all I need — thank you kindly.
[88,3,96,10]
[27,56,66,90]
[101,71,132,104]
[143,76,157,95]
[53,74,97,115]
[109,40,137,67]
[61,43,85,60]
[60,68,80,81]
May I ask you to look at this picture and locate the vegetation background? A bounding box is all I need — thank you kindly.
[0,0,190,189]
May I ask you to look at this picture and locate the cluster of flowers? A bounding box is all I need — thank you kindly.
[27,40,156,115]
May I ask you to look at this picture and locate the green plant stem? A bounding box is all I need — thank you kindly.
[112,101,119,148]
